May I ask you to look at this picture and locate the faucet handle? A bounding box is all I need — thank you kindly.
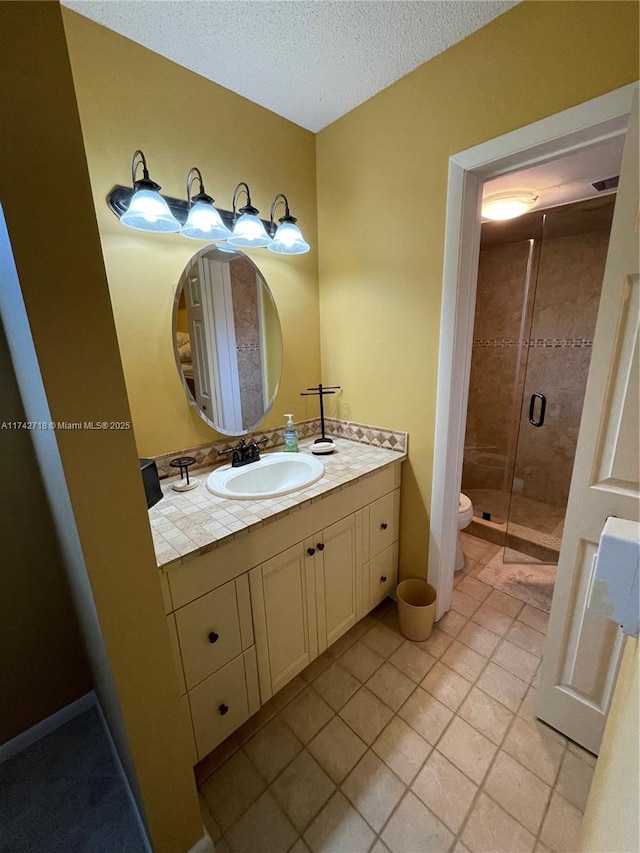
[218,437,248,458]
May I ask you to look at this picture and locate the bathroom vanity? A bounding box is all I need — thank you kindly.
[154,438,404,763]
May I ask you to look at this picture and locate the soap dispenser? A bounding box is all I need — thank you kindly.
[283,414,299,452]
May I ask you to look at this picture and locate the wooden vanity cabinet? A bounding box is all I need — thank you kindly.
[167,574,260,761]
[249,543,318,698]
[365,489,401,610]
[163,461,401,759]
[312,514,362,654]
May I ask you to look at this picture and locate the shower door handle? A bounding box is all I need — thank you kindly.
[529,392,546,427]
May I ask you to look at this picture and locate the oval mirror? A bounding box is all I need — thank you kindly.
[173,246,283,435]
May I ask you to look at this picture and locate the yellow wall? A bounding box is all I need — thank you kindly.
[580,638,639,852]
[0,320,92,744]
[316,0,639,580]
[0,3,202,850]
[1,3,634,851]
[0,3,636,851]
[62,9,320,458]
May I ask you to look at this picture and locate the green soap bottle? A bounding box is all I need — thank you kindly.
[283,413,299,452]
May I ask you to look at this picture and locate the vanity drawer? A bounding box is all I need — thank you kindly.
[175,579,243,690]
[189,653,250,761]
[369,489,400,557]
[369,542,399,610]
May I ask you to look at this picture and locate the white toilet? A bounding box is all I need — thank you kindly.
[456,493,474,571]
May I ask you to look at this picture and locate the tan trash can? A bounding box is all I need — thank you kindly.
[396,579,437,641]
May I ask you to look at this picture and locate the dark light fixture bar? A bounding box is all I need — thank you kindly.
[106,184,272,233]
[108,150,310,254]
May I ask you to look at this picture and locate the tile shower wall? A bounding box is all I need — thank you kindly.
[231,257,265,431]
[513,224,611,510]
[463,197,614,522]
[463,240,533,509]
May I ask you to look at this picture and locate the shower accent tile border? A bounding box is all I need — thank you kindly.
[151,418,407,479]
[528,337,593,348]
[473,337,593,349]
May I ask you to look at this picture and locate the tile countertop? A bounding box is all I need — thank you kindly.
[149,437,406,569]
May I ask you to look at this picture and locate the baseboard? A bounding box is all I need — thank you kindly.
[188,829,214,853]
[0,691,97,765]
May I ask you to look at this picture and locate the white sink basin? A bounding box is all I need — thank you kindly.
[206,452,325,500]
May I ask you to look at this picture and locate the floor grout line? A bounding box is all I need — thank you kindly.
[200,539,592,853]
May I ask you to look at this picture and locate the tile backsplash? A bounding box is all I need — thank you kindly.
[152,418,407,479]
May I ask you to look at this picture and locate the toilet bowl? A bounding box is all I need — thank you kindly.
[456,493,474,571]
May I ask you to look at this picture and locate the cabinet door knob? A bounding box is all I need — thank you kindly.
[380,522,388,530]
[316,542,325,551]
[208,631,219,644]
[307,547,316,556]
[218,703,229,716]
[380,575,387,583]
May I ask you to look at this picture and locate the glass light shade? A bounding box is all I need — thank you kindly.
[213,241,237,254]
[268,221,310,255]
[482,192,538,221]
[180,201,231,241]
[120,188,180,232]
[227,213,272,248]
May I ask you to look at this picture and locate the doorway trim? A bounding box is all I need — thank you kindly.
[429,82,637,620]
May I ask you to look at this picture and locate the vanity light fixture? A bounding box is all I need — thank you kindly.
[120,150,181,233]
[482,191,539,221]
[180,167,231,241]
[108,156,310,255]
[268,194,310,255]
[227,182,273,248]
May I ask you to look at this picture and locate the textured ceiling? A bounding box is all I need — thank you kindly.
[483,135,624,212]
[62,0,519,132]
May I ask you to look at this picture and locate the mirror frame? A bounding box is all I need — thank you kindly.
[171,245,283,436]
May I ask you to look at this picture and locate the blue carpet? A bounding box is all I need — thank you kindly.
[0,707,148,853]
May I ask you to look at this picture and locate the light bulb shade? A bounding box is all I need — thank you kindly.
[268,221,310,255]
[482,191,539,221]
[227,213,272,248]
[120,188,180,232]
[180,201,231,241]
[213,241,237,254]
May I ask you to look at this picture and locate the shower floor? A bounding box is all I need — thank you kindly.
[464,488,564,563]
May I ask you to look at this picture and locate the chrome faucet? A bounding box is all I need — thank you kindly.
[218,437,268,468]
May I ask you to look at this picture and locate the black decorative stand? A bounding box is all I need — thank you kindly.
[300,384,341,454]
[170,455,199,491]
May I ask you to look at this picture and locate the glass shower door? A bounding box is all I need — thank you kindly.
[504,198,614,564]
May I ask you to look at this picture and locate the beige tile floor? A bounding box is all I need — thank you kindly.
[197,535,596,853]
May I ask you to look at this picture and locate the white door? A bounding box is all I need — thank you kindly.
[184,268,217,422]
[537,93,639,754]
[202,258,243,432]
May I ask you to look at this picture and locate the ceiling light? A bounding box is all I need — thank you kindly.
[482,191,539,221]
[227,183,273,248]
[268,194,310,255]
[180,167,231,241]
[120,150,181,233]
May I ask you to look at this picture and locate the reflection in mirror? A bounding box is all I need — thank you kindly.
[173,246,283,435]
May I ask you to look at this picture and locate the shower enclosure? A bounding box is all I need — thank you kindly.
[462,196,615,564]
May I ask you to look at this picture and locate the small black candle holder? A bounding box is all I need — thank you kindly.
[169,456,199,491]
